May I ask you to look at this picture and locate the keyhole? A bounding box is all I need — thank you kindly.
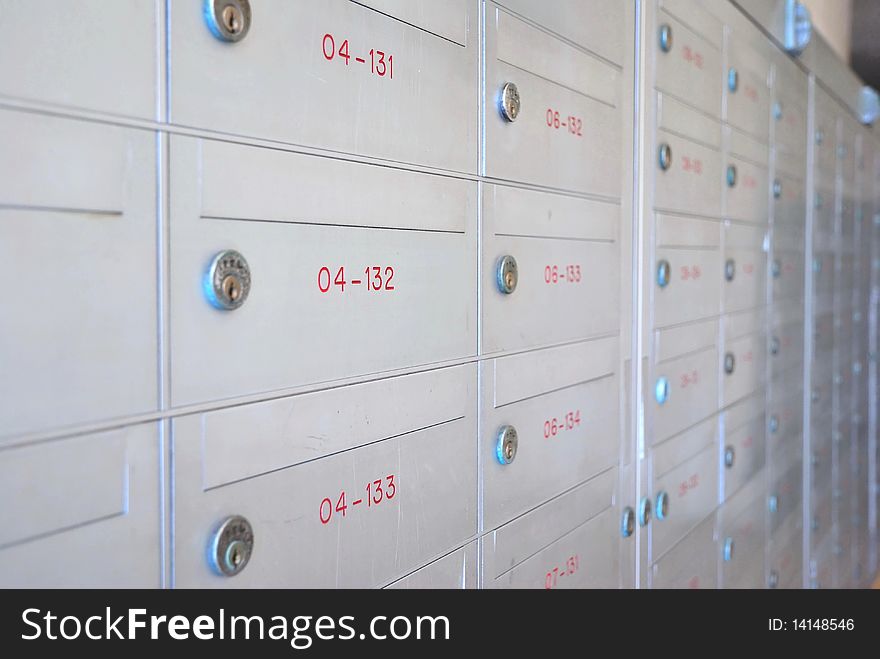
[505,442,514,459]
[231,548,242,566]
[505,271,515,289]
[223,276,240,301]
[222,4,242,34]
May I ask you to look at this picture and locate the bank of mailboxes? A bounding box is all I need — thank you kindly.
[1,0,877,589]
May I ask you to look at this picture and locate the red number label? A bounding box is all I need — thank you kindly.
[323,33,394,79]
[682,45,704,69]
[679,369,700,389]
[543,410,581,439]
[318,265,396,293]
[678,473,700,498]
[544,264,581,284]
[546,108,583,137]
[545,554,579,589]
[681,156,703,175]
[679,265,702,281]
[320,474,398,525]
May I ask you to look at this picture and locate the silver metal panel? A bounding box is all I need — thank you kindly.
[169,136,477,406]
[0,110,158,439]
[772,53,808,158]
[654,121,724,219]
[481,338,618,531]
[0,0,158,119]
[721,393,766,500]
[172,365,477,588]
[482,468,618,589]
[655,5,722,119]
[651,513,718,589]
[723,221,768,313]
[651,417,719,559]
[725,30,772,144]
[386,542,477,589]
[721,309,766,407]
[653,214,722,328]
[494,0,625,64]
[0,424,160,587]
[652,320,720,442]
[725,141,770,224]
[169,0,478,172]
[718,472,766,588]
[482,185,619,354]
[484,5,622,195]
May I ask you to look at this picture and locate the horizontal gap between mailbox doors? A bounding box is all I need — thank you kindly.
[201,215,465,235]
[0,203,122,217]
[381,540,476,588]
[349,0,467,48]
[493,372,615,410]
[492,3,623,71]
[496,59,617,110]
[650,508,718,567]
[494,232,615,244]
[0,511,125,551]
[490,473,615,580]
[202,415,465,492]
[653,207,723,222]
[654,243,721,251]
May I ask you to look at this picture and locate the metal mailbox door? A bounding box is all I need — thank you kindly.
[483,469,618,589]
[169,136,476,407]
[813,249,835,315]
[772,55,807,158]
[386,543,477,589]
[768,504,803,588]
[772,226,806,304]
[651,319,719,443]
[650,416,719,560]
[654,1,722,119]
[651,514,718,589]
[0,109,157,439]
[723,221,768,313]
[0,424,160,587]
[484,3,622,196]
[718,474,766,589]
[724,130,770,224]
[494,0,626,64]
[721,309,766,408]
[0,0,157,119]
[724,32,771,144]
[169,0,477,173]
[173,365,477,588]
[814,93,839,178]
[768,370,804,444]
[655,95,723,219]
[769,315,804,377]
[768,442,802,536]
[482,185,619,355]
[481,337,618,531]
[773,149,807,226]
[653,214,722,328]
[721,393,766,501]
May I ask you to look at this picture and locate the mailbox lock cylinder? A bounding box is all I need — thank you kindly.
[496,425,518,465]
[499,82,521,122]
[208,515,254,577]
[496,255,519,294]
[621,507,636,538]
[655,491,670,521]
[659,24,673,53]
[204,0,252,42]
[205,250,252,310]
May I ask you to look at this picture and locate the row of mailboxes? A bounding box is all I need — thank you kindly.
[2,0,879,588]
